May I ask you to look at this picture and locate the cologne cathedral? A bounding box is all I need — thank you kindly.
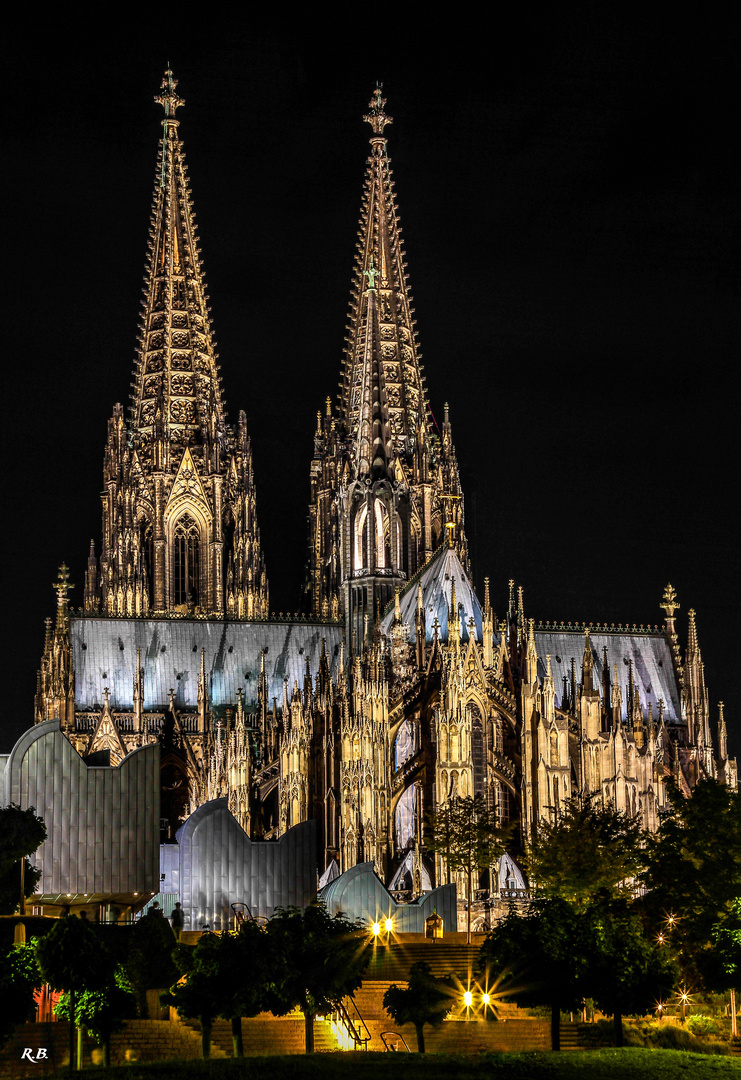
[34,72,736,905]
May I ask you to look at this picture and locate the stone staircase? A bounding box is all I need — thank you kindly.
[346,980,549,1054]
[559,1023,581,1051]
[365,941,483,982]
[179,1013,337,1055]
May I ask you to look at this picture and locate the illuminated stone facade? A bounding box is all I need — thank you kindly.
[34,75,735,912]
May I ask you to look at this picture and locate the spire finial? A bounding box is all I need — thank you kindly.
[364,84,392,138]
[155,67,184,120]
[660,583,679,620]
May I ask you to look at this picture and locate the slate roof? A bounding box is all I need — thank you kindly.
[379,546,484,644]
[71,617,345,711]
[533,629,682,724]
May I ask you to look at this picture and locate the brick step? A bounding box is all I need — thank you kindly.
[366,944,483,981]
[180,1015,336,1055]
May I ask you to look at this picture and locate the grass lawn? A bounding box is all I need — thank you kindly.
[72,1048,740,1080]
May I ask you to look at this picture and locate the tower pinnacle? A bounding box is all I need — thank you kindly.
[154,68,185,120]
[363,86,392,137]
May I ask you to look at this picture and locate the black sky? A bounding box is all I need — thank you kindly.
[3,16,737,755]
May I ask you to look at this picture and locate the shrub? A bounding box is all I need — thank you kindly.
[687,1014,720,1036]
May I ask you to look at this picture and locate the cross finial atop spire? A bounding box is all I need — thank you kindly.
[155,68,184,120]
[364,84,392,137]
[661,582,679,619]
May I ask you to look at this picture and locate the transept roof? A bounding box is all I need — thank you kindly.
[534,629,682,724]
[71,617,344,712]
[380,545,483,644]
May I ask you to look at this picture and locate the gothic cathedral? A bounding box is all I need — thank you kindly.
[35,73,736,910]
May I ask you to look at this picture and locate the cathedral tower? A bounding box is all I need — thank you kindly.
[90,70,267,621]
[307,88,466,647]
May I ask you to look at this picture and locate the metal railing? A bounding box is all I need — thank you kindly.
[331,997,371,1050]
[380,1031,410,1052]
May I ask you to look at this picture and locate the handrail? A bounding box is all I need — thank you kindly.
[332,997,370,1050]
[380,1030,410,1052]
[231,902,268,929]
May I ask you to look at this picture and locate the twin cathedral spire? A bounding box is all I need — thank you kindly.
[85,70,268,621]
[84,71,464,634]
[307,86,466,644]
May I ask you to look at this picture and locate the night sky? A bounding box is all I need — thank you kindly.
[3,17,737,756]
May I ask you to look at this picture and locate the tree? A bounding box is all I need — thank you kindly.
[383,960,453,1052]
[0,944,40,1049]
[215,921,275,1057]
[265,903,369,1053]
[641,779,741,985]
[526,793,644,907]
[162,934,222,1058]
[584,896,677,1046]
[124,911,178,1017]
[478,898,590,1050]
[709,898,741,1035]
[54,968,136,1069]
[35,915,114,1072]
[0,804,46,917]
[427,794,511,943]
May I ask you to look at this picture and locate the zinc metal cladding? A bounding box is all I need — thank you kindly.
[2,721,159,897]
[71,617,345,711]
[379,547,484,644]
[176,799,317,927]
[534,631,681,723]
[319,860,457,932]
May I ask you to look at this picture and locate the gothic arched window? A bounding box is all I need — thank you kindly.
[550,728,559,766]
[173,513,200,607]
[468,703,485,802]
[353,503,368,571]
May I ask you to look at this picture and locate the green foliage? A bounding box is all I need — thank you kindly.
[163,924,275,1057]
[428,794,510,882]
[35,914,112,994]
[382,960,453,1052]
[687,1014,720,1036]
[54,967,136,1045]
[710,897,741,989]
[0,804,46,915]
[124,911,178,1015]
[479,897,591,1014]
[584,897,678,1021]
[0,944,40,1049]
[163,933,223,1026]
[31,1047,741,1079]
[642,779,741,986]
[214,921,275,1022]
[527,794,645,906]
[427,794,511,941]
[265,903,369,1021]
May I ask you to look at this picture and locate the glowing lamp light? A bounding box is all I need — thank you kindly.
[371,921,381,937]
[482,993,490,1006]
[384,918,393,933]
[463,991,473,1008]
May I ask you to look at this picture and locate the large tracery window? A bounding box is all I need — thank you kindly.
[173,513,200,606]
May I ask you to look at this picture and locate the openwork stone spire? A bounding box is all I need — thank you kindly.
[131,68,225,452]
[92,70,267,620]
[341,87,429,472]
